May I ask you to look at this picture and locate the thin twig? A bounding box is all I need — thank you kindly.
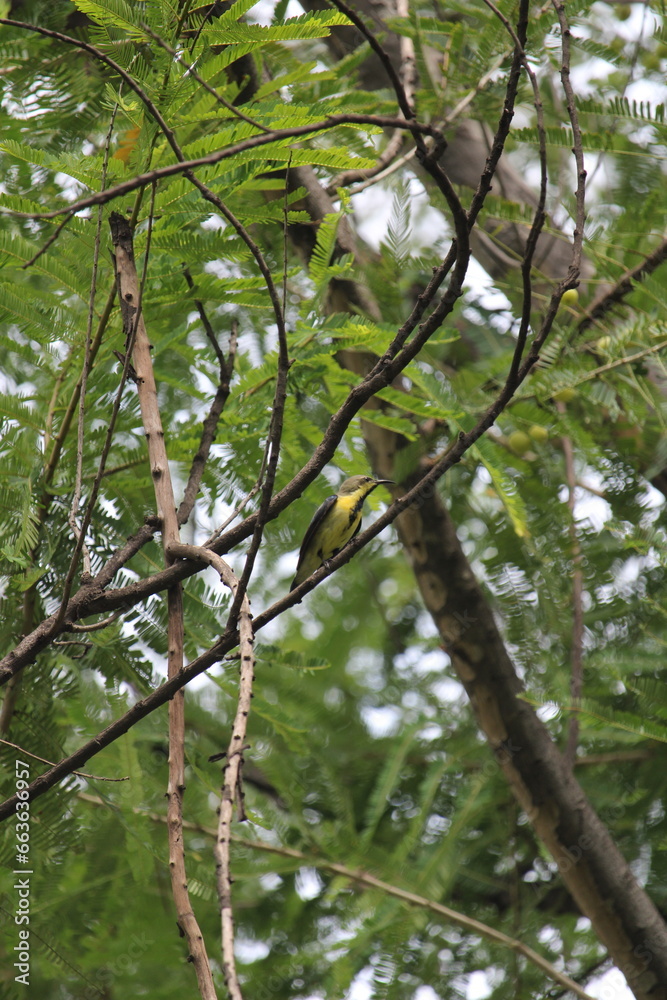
[551,0,587,279]
[579,339,667,381]
[346,145,417,196]
[482,0,547,390]
[205,480,264,545]
[328,129,405,192]
[141,23,270,134]
[178,270,237,526]
[578,236,667,334]
[442,50,510,130]
[66,611,124,633]
[77,792,596,1000]
[0,739,129,782]
[90,518,160,592]
[167,542,254,1000]
[222,160,293,625]
[234,842,597,1000]
[1,114,436,223]
[466,2,529,231]
[338,48,510,196]
[67,105,118,578]
[22,215,73,269]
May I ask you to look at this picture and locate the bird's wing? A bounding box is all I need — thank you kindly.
[295,493,337,571]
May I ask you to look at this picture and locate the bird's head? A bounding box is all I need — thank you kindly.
[338,475,394,498]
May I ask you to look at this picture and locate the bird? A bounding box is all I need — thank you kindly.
[290,475,394,592]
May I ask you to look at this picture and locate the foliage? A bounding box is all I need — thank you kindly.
[1,1,667,999]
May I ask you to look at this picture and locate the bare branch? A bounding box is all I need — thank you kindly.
[0,111,438,223]
[578,236,667,333]
[67,611,124,633]
[77,793,598,1000]
[328,129,405,193]
[109,213,217,1000]
[551,0,587,278]
[0,740,129,782]
[67,106,118,579]
[177,270,237,526]
[21,215,73,269]
[168,543,255,1000]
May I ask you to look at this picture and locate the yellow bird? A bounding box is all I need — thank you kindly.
[290,475,394,592]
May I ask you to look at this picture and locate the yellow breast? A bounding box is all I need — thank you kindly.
[317,493,361,561]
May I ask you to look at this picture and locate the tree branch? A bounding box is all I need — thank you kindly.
[168,542,255,1000]
[109,212,217,999]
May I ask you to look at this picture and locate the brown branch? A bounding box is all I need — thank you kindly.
[66,611,124,633]
[0,739,129,782]
[76,793,597,1000]
[1,111,437,223]
[141,23,270,134]
[480,0,548,389]
[109,213,217,1000]
[167,543,254,1000]
[92,517,160,591]
[327,129,405,193]
[551,0,587,280]
[177,270,237,526]
[578,236,667,334]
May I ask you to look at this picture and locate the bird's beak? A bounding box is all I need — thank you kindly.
[375,479,395,487]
